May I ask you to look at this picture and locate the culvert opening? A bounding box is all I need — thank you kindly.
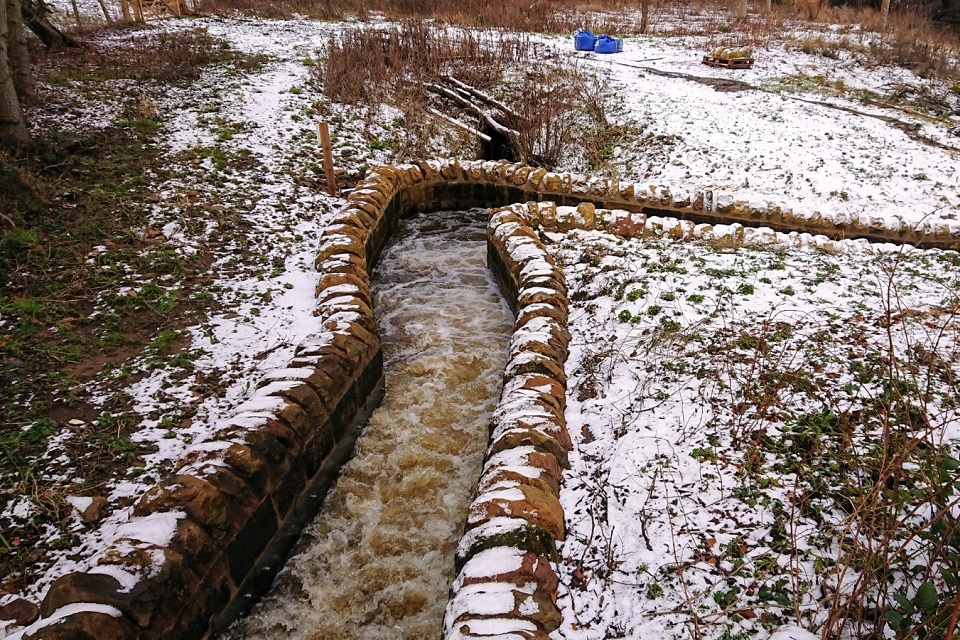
[223,209,514,640]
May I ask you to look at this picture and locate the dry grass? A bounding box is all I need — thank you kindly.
[39,26,267,84]
[313,21,532,106]
[193,0,637,31]
[312,21,630,169]
[189,0,960,80]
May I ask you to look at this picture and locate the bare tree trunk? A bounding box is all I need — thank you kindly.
[21,0,81,48]
[69,0,81,27]
[765,0,772,12]
[880,0,891,27]
[0,0,29,147]
[737,0,748,19]
[120,0,131,21]
[131,0,144,22]
[640,0,649,33]
[96,0,112,22]
[6,0,33,101]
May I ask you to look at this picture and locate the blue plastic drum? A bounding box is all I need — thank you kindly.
[574,29,598,51]
[596,35,623,54]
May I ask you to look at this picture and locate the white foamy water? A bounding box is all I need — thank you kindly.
[226,210,514,640]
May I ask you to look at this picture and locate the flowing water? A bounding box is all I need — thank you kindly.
[227,210,514,640]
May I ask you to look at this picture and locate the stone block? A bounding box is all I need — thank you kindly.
[476,469,557,501]
[25,609,137,640]
[512,166,532,187]
[315,233,365,265]
[0,598,39,626]
[459,550,559,596]
[262,382,330,433]
[515,303,566,329]
[449,586,562,634]
[314,273,371,305]
[170,517,219,567]
[503,353,566,388]
[488,428,569,469]
[133,476,230,532]
[226,498,278,585]
[456,523,558,571]
[525,168,547,191]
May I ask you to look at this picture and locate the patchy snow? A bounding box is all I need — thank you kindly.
[4,603,124,640]
[550,228,959,640]
[3,6,959,640]
[534,29,959,230]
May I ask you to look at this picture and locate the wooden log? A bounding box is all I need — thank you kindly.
[427,107,492,141]
[441,76,519,121]
[426,82,520,141]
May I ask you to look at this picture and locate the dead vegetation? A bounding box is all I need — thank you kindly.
[311,20,635,169]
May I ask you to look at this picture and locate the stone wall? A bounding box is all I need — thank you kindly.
[442,207,571,640]
[26,159,957,640]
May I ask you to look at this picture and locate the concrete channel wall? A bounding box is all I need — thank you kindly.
[26,159,959,640]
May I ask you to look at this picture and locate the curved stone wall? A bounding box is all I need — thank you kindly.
[25,159,957,640]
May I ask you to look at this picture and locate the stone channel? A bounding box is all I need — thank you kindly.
[27,160,958,640]
[225,210,514,639]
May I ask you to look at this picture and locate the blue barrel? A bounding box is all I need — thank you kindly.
[574,29,597,52]
[596,35,623,54]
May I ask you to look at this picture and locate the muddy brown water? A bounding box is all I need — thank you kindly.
[225,210,514,640]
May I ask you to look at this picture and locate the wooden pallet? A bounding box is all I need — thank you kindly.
[702,55,755,69]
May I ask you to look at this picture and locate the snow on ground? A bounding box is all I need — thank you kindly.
[537,31,960,231]
[3,7,960,640]
[550,229,959,639]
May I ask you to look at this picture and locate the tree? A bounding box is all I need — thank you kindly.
[737,0,748,19]
[6,0,33,101]
[21,0,80,49]
[1,0,78,149]
[0,0,29,147]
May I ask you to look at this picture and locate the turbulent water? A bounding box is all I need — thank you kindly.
[227,210,514,640]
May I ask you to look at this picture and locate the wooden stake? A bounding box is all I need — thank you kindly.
[317,121,337,197]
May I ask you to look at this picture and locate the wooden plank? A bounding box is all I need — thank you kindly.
[317,121,337,197]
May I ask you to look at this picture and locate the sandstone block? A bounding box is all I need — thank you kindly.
[25,609,136,640]
[133,476,229,531]
[525,168,547,191]
[488,428,569,469]
[459,550,559,595]
[40,574,126,619]
[0,598,39,626]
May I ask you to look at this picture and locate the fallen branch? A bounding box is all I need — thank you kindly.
[441,75,520,120]
[426,107,492,141]
[426,82,520,141]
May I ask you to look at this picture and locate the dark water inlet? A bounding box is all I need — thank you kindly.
[224,210,514,640]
